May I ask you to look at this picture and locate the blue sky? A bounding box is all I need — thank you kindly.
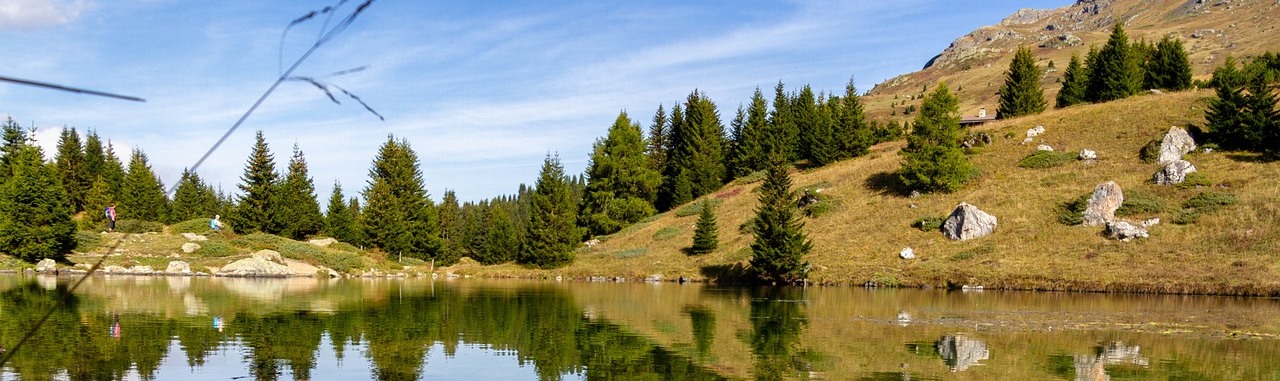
[1,0,1068,204]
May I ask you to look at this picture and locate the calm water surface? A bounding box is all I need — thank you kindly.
[0,274,1276,380]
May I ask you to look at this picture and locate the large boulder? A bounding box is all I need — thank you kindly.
[35,258,57,273]
[1082,181,1124,227]
[166,261,192,275]
[1156,126,1196,165]
[307,238,337,248]
[181,242,201,253]
[251,249,284,264]
[1153,159,1196,185]
[180,232,208,242]
[941,203,998,241]
[217,257,292,277]
[1104,220,1149,241]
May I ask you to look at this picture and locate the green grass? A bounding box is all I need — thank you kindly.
[911,215,947,231]
[653,227,681,241]
[1116,190,1167,217]
[1018,150,1078,168]
[1055,193,1091,225]
[170,218,212,234]
[1139,139,1161,163]
[1174,192,1239,225]
[1176,172,1213,189]
[114,219,164,233]
[675,200,723,217]
[194,241,239,257]
[612,248,648,259]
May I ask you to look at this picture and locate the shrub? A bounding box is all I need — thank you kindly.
[170,218,213,234]
[1175,172,1212,189]
[329,242,360,252]
[1183,191,1238,209]
[75,230,103,252]
[675,199,722,217]
[1115,190,1166,217]
[1055,193,1091,225]
[653,227,681,240]
[911,215,947,231]
[114,219,164,234]
[1018,150,1078,168]
[1139,139,1161,164]
[612,248,647,259]
[195,241,239,257]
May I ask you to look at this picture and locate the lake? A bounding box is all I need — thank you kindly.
[0,274,1275,380]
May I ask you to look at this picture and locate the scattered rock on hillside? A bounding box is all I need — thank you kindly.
[166,261,192,275]
[1142,218,1161,228]
[1037,144,1054,151]
[900,247,915,259]
[942,203,998,241]
[308,237,337,247]
[181,232,208,242]
[252,249,284,264]
[1157,127,1197,165]
[1027,125,1046,138]
[181,242,201,253]
[1082,181,1124,227]
[1104,220,1149,241]
[218,257,292,277]
[1079,149,1097,160]
[35,258,56,273]
[1154,160,1197,185]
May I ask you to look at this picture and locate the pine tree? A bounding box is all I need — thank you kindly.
[1242,76,1280,157]
[997,46,1047,119]
[1146,35,1193,91]
[579,111,662,236]
[84,175,113,226]
[646,104,670,173]
[519,154,580,268]
[53,127,90,212]
[793,85,821,163]
[439,190,464,259]
[1087,24,1142,102]
[689,200,719,255]
[656,103,686,211]
[345,197,368,247]
[169,168,219,223]
[749,157,811,283]
[233,131,280,234]
[362,136,442,261]
[0,117,26,183]
[83,131,106,183]
[678,90,726,197]
[898,83,973,193]
[809,93,839,166]
[277,144,324,240]
[120,149,168,222]
[768,81,799,161]
[100,141,127,203]
[0,143,77,262]
[1206,57,1256,150]
[1056,54,1089,108]
[481,202,520,264]
[323,181,357,243]
[732,87,771,176]
[834,78,873,158]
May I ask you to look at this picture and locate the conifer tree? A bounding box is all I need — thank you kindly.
[481,203,520,264]
[323,181,357,243]
[83,131,106,182]
[1087,24,1142,102]
[646,104,670,173]
[749,157,811,283]
[997,46,1047,119]
[169,168,219,223]
[84,175,113,226]
[53,127,90,212]
[793,85,821,163]
[731,87,771,176]
[677,91,726,197]
[689,200,718,255]
[1056,54,1089,108]
[0,143,77,262]
[345,196,368,247]
[362,136,442,261]
[768,81,798,161]
[120,149,168,222]
[808,93,839,166]
[520,154,579,268]
[0,117,25,183]
[459,201,487,259]
[657,103,687,211]
[101,141,127,202]
[233,131,281,234]
[835,78,873,158]
[1146,35,1193,91]
[1206,57,1253,150]
[579,111,662,236]
[898,83,973,193]
[439,190,464,259]
[277,144,324,240]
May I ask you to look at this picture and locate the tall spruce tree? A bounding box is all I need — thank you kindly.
[277,144,324,240]
[1087,23,1142,102]
[689,200,718,255]
[520,154,579,268]
[362,136,442,261]
[677,90,726,197]
[322,181,357,243]
[345,196,368,247]
[646,104,670,173]
[657,103,689,211]
[0,143,77,262]
[84,175,113,226]
[83,131,106,183]
[1146,35,1193,91]
[793,85,821,163]
[0,117,26,183]
[481,202,520,265]
[439,190,464,260]
[120,149,168,222]
[101,141,127,202]
[579,111,662,236]
[835,78,873,158]
[808,93,839,166]
[749,157,811,283]
[898,83,973,193]
[53,127,90,212]
[768,81,798,161]
[1205,57,1255,150]
[1056,54,1089,108]
[997,46,1047,119]
[169,168,219,223]
[233,131,281,234]
[732,87,771,176]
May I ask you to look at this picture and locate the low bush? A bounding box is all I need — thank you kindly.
[1054,193,1091,225]
[114,219,164,234]
[612,248,647,259]
[195,241,239,257]
[653,227,681,240]
[1175,172,1212,189]
[1139,139,1161,163]
[911,215,947,232]
[1174,192,1238,225]
[1018,150,1078,168]
[1115,190,1167,217]
[170,218,213,234]
[675,199,722,217]
[329,242,360,252]
[75,230,102,251]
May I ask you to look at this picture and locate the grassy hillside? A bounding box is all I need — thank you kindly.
[449,90,1280,295]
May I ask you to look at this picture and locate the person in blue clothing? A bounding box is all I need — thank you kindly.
[210,214,224,234]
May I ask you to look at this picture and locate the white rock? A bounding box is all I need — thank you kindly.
[899,247,915,259]
[1021,137,1034,145]
[307,237,337,247]
[1079,149,1097,160]
[103,265,128,274]
[217,257,292,277]
[1082,181,1124,227]
[1037,144,1054,151]
[180,232,208,242]
[181,242,201,253]
[129,266,155,275]
[1142,218,1161,228]
[1026,125,1046,138]
[942,203,998,241]
[166,261,192,275]
[35,258,57,273]
[1153,159,1197,185]
[1157,126,1197,165]
[251,249,284,264]
[1104,220,1149,241]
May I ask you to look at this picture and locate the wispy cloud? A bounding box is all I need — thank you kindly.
[0,0,92,30]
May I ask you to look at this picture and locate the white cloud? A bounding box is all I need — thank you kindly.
[0,0,91,30]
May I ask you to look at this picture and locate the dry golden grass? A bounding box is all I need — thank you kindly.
[449,90,1280,295]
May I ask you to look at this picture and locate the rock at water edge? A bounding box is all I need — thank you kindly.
[166,261,192,275]
[35,258,57,273]
[1082,181,1124,227]
[251,249,284,264]
[942,203,998,241]
[217,257,292,277]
